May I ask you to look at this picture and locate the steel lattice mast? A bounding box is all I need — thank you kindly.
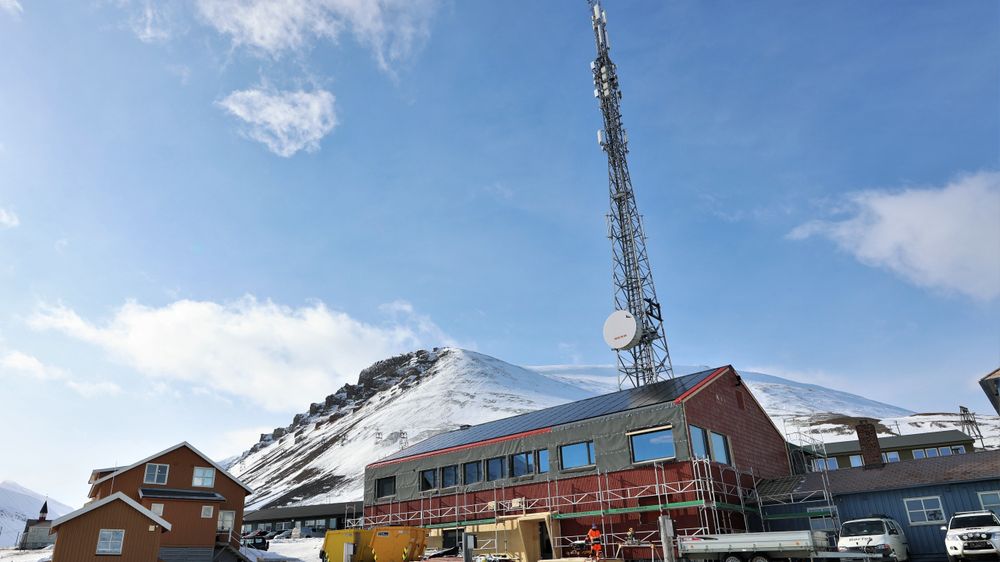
[590,1,674,388]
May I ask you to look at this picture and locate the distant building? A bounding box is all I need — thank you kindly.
[242,501,363,534]
[811,429,976,472]
[49,492,170,562]
[980,367,1000,415]
[18,501,55,550]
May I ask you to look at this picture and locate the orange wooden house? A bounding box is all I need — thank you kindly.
[52,441,253,562]
[50,492,171,562]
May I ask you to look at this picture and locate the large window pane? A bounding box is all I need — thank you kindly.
[849,455,863,468]
[486,457,505,481]
[913,449,926,459]
[690,426,709,459]
[630,428,676,463]
[375,476,395,498]
[463,461,482,485]
[560,441,595,469]
[420,469,436,491]
[710,432,731,465]
[511,452,534,477]
[537,449,549,473]
[441,465,458,488]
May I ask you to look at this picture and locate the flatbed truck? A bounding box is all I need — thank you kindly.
[677,530,883,562]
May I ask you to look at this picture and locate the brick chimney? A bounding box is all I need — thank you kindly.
[855,420,884,469]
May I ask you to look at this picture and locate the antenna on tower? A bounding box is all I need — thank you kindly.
[590,0,674,389]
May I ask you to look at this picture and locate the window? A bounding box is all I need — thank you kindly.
[710,432,731,465]
[812,458,838,472]
[143,463,169,485]
[201,505,214,519]
[96,529,125,555]
[690,425,709,459]
[537,449,549,473]
[242,524,252,533]
[376,476,396,498]
[463,461,482,485]
[629,427,676,463]
[904,496,945,525]
[420,469,437,491]
[511,452,535,477]
[560,441,596,469]
[193,467,216,487]
[913,449,925,459]
[951,445,967,454]
[925,447,939,458]
[150,503,164,516]
[441,465,458,488]
[881,451,900,463]
[218,510,235,532]
[260,523,273,531]
[979,491,1000,517]
[486,457,505,481]
[807,506,837,532]
[849,455,863,468]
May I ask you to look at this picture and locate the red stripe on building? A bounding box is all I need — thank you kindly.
[367,427,554,469]
[672,366,730,404]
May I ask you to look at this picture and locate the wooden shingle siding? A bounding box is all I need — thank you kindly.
[50,500,163,562]
[158,546,214,562]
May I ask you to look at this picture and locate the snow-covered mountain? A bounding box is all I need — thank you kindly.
[0,481,73,547]
[229,348,996,509]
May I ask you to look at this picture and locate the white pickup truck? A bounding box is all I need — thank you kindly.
[677,530,879,562]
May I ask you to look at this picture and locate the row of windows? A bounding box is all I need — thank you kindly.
[904,492,1000,524]
[148,503,234,530]
[376,425,734,498]
[812,445,968,472]
[143,463,216,488]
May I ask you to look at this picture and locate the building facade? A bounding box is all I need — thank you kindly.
[812,430,976,471]
[18,501,55,550]
[242,501,363,534]
[68,441,253,562]
[362,366,791,561]
[49,492,170,562]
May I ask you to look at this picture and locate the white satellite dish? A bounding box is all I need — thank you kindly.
[603,310,642,350]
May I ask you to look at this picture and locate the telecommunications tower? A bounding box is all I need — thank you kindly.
[591,1,674,388]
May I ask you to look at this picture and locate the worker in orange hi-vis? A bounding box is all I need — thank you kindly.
[586,524,602,560]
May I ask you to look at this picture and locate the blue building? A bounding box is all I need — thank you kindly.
[758,449,1000,562]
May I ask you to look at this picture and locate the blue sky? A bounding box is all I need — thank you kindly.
[0,1,997,506]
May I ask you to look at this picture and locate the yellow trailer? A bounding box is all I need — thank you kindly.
[321,527,428,562]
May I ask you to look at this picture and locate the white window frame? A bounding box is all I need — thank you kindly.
[882,451,901,463]
[143,463,169,485]
[150,503,164,516]
[201,505,214,519]
[627,425,676,464]
[848,454,863,468]
[218,510,236,532]
[192,466,216,488]
[952,445,967,454]
[978,491,1000,516]
[903,495,946,526]
[96,529,125,555]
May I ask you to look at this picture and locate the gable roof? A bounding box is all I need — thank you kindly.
[51,492,171,531]
[89,442,253,495]
[758,449,1000,498]
[823,429,975,455]
[370,367,727,467]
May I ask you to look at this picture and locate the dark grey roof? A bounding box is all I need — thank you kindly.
[823,430,975,455]
[981,368,1000,415]
[373,367,723,465]
[759,449,1000,499]
[138,488,226,501]
[244,502,364,522]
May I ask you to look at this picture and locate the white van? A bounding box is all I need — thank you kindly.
[837,516,909,560]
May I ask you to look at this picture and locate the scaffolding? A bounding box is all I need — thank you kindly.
[349,458,762,561]
[755,429,840,533]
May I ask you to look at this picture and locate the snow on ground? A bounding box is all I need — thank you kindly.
[0,482,73,548]
[0,546,53,562]
[243,538,323,561]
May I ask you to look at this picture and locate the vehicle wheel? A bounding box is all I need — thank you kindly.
[723,555,741,562]
[748,556,769,562]
[946,556,956,562]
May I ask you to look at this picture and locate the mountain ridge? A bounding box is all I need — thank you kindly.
[0,481,73,548]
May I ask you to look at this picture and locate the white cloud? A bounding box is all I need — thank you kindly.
[789,171,1000,300]
[129,1,172,43]
[28,296,456,412]
[0,350,122,398]
[0,207,20,229]
[0,0,22,17]
[195,0,435,73]
[217,86,337,157]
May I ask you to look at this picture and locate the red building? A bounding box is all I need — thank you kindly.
[59,441,254,562]
[361,366,790,560]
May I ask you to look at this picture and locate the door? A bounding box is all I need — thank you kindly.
[539,522,553,561]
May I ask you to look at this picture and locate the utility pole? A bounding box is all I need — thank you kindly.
[591,1,674,388]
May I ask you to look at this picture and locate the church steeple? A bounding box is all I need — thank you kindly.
[38,500,48,522]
